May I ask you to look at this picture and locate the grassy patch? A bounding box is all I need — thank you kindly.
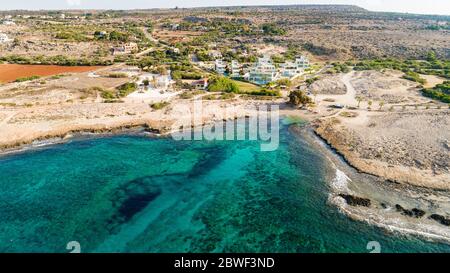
[422,81,450,103]
[14,75,41,82]
[403,71,426,85]
[150,101,170,110]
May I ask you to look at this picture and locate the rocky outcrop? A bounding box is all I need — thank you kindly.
[339,194,371,207]
[429,214,450,226]
[395,204,426,218]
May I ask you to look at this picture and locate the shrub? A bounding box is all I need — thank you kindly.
[117,82,137,97]
[207,77,240,93]
[150,101,170,110]
[15,75,40,82]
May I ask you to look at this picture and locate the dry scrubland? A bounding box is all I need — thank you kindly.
[312,71,449,190]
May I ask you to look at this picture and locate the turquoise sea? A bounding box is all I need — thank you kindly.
[0,121,449,253]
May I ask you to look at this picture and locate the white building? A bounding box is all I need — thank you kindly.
[111,42,138,55]
[191,78,209,90]
[138,72,172,92]
[2,20,15,26]
[0,33,11,43]
[295,56,310,69]
[215,59,227,75]
[280,56,310,78]
[230,60,241,78]
[248,56,279,85]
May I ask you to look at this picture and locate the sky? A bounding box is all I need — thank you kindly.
[1,0,450,15]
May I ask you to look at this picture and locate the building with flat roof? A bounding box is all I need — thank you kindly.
[230,60,241,78]
[111,42,138,55]
[215,59,227,75]
[248,56,279,85]
[280,56,310,79]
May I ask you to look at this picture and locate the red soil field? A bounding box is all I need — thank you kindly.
[0,64,103,83]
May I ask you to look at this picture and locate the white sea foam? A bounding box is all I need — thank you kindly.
[330,168,351,193]
[328,169,450,244]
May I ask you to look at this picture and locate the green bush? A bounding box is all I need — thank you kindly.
[150,101,170,110]
[403,71,426,84]
[207,77,240,93]
[117,82,137,97]
[422,81,450,103]
[15,75,40,82]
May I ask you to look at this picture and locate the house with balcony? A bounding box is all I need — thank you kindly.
[215,59,227,75]
[248,56,279,85]
[230,60,241,78]
[280,56,310,79]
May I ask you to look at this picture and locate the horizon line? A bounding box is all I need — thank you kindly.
[0,4,449,17]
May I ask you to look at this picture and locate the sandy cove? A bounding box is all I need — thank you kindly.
[1,97,448,192]
[0,97,280,151]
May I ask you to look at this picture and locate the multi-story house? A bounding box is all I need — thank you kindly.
[248,56,279,85]
[280,56,310,78]
[230,60,241,78]
[215,59,227,75]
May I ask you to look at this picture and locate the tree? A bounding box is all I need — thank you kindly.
[289,90,312,107]
[427,51,437,62]
[367,100,373,110]
[207,77,240,93]
[356,96,363,108]
[378,101,385,111]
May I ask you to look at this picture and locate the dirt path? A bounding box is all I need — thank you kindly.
[340,71,358,106]
[315,71,358,108]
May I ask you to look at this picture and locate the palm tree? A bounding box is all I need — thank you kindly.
[356,96,363,108]
[367,100,373,110]
[378,101,385,111]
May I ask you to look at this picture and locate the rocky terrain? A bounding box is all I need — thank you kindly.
[314,110,450,190]
[351,70,418,103]
[309,74,347,95]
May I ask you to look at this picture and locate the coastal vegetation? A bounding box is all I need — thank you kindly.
[422,81,450,103]
[0,54,112,66]
[289,90,312,107]
[353,56,450,79]
[14,75,41,82]
[150,101,170,110]
[207,77,240,93]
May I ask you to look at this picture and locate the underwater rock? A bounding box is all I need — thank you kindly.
[338,194,371,207]
[429,214,450,226]
[114,176,162,221]
[395,204,426,218]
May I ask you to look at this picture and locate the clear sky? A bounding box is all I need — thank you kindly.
[1,0,450,15]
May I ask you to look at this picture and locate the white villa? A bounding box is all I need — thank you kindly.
[248,56,279,85]
[0,33,11,43]
[215,59,227,75]
[230,60,241,78]
[138,72,172,92]
[280,56,310,78]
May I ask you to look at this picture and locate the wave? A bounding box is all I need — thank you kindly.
[327,167,450,245]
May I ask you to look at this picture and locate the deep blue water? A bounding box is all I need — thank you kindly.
[0,122,449,253]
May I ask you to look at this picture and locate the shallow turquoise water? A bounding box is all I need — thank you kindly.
[0,123,449,253]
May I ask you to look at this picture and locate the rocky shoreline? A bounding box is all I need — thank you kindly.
[312,115,450,191]
[296,125,450,244]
